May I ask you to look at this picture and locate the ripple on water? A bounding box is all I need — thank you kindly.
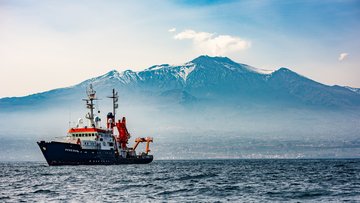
[0,159,359,202]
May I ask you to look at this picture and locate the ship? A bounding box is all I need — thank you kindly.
[37,85,153,166]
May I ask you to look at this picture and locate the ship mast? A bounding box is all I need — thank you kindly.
[108,89,119,120]
[83,84,97,127]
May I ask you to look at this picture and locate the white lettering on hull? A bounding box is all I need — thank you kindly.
[65,149,79,153]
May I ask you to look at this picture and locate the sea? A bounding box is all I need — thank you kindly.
[0,159,359,202]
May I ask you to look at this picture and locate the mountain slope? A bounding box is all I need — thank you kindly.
[267,68,360,107]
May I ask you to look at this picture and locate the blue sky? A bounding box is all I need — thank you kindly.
[0,0,359,97]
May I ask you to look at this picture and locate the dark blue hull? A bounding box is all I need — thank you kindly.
[37,141,153,166]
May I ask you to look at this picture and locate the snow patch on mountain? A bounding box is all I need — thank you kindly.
[345,86,360,94]
[222,63,237,71]
[83,69,142,86]
[118,70,141,84]
[79,70,119,87]
[236,63,274,74]
[178,63,196,81]
[248,66,274,74]
[147,64,170,71]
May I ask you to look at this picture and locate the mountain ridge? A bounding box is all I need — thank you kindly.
[1,55,359,111]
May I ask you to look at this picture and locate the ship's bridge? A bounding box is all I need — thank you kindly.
[68,127,110,134]
[66,127,114,150]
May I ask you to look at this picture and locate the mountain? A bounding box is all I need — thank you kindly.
[1,55,360,160]
[1,55,359,111]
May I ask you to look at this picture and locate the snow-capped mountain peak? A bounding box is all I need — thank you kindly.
[190,55,274,75]
[3,55,359,111]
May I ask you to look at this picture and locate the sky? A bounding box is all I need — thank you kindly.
[0,0,359,97]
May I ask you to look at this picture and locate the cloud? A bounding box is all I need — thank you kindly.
[173,29,251,56]
[168,28,176,32]
[338,53,348,61]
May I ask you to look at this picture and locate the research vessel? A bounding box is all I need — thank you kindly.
[37,85,153,166]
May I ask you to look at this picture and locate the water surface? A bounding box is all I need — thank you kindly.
[0,159,359,202]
